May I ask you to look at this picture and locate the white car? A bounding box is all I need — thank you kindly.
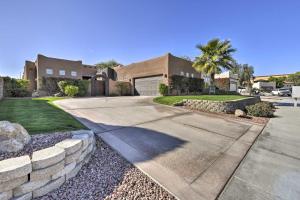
[271,88,291,96]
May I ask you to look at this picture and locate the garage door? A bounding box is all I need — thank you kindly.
[134,75,163,96]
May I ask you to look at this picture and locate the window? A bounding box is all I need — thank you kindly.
[59,70,65,76]
[186,72,189,77]
[180,71,184,76]
[191,73,194,78]
[46,68,53,75]
[71,71,77,77]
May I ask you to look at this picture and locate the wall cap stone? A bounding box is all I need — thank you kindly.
[0,156,31,183]
[55,139,82,155]
[31,146,65,170]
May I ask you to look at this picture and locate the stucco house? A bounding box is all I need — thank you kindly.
[214,71,239,92]
[23,53,202,96]
[23,54,97,92]
[114,53,201,95]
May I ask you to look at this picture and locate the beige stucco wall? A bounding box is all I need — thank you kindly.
[23,61,37,92]
[115,54,168,84]
[35,55,97,90]
[168,54,201,79]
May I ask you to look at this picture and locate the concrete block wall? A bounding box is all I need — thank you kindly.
[0,130,96,200]
[183,97,261,113]
[0,77,3,100]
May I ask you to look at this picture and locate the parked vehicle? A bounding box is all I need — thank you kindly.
[271,88,291,96]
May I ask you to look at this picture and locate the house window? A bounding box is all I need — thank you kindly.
[59,70,65,76]
[71,71,77,77]
[180,71,184,76]
[186,72,189,77]
[191,73,194,78]
[46,68,53,75]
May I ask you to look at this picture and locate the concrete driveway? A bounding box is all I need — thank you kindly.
[55,96,264,200]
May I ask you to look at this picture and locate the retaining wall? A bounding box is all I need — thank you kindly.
[183,96,260,113]
[0,130,96,200]
[0,77,3,100]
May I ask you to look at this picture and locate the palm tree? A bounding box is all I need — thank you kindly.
[193,38,236,93]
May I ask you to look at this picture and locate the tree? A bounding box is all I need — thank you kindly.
[95,60,120,70]
[287,72,300,86]
[240,64,254,94]
[193,38,236,93]
[268,76,286,88]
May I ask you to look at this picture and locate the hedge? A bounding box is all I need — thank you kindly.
[41,77,89,96]
[3,77,30,97]
[170,75,204,95]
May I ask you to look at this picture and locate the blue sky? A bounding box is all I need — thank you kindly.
[0,0,299,78]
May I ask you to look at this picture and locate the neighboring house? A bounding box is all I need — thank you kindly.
[114,53,201,96]
[253,81,276,91]
[214,71,239,92]
[23,53,202,96]
[253,73,294,89]
[23,54,97,92]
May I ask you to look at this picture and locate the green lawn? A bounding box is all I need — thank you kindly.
[153,95,248,106]
[0,97,86,134]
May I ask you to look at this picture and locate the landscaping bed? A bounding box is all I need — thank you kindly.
[36,138,175,200]
[0,97,85,134]
[153,95,248,106]
[0,132,71,161]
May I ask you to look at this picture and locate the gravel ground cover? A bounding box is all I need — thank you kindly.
[37,139,176,200]
[0,132,71,161]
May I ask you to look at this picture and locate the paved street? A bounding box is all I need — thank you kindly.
[220,96,300,200]
[55,96,264,200]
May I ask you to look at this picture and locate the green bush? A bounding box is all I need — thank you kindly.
[246,102,274,117]
[64,85,79,97]
[170,75,204,95]
[57,79,89,97]
[159,83,168,96]
[3,77,30,97]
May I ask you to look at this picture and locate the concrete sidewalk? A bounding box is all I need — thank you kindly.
[219,105,300,200]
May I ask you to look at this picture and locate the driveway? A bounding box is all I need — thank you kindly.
[55,96,264,200]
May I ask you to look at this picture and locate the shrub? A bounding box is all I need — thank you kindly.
[115,82,131,96]
[170,75,204,95]
[3,77,30,97]
[159,83,168,96]
[58,81,68,94]
[57,79,89,97]
[64,85,79,97]
[246,102,274,117]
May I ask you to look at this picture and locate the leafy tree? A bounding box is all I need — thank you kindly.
[193,38,236,93]
[179,56,193,62]
[268,76,286,88]
[287,72,300,86]
[95,60,120,70]
[240,64,254,94]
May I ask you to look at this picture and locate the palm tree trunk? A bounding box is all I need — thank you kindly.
[209,73,215,94]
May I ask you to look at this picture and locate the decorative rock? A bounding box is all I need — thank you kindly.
[65,149,81,164]
[32,176,65,198]
[30,161,64,181]
[0,190,12,200]
[235,109,246,117]
[0,121,31,153]
[31,146,65,170]
[0,155,31,183]
[52,162,76,180]
[0,176,28,193]
[55,139,82,155]
[13,192,32,200]
[13,179,50,197]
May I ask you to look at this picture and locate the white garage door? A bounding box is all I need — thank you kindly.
[134,76,163,96]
